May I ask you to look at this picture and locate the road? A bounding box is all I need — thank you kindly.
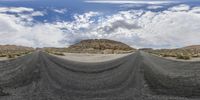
[0,51,200,100]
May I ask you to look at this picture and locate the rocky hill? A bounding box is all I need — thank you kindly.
[0,45,34,58]
[181,45,200,50]
[0,45,34,51]
[145,45,200,60]
[67,39,135,54]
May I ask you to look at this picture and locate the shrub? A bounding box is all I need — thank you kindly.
[13,53,21,56]
[0,54,7,57]
[176,54,191,60]
[7,54,15,58]
[53,52,65,56]
[162,53,171,57]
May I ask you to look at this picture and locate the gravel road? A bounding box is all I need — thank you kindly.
[0,51,200,100]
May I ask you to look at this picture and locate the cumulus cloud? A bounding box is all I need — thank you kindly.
[98,20,141,33]
[0,4,200,48]
[147,5,163,9]
[0,7,63,47]
[169,4,190,11]
[59,4,200,48]
[191,7,200,13]
[0,7,34,13]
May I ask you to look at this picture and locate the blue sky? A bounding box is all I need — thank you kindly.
[0,0,200,48]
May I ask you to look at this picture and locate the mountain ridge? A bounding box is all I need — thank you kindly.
[67,39,135,54]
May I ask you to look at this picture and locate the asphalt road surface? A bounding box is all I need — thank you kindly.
[0,51,200,100]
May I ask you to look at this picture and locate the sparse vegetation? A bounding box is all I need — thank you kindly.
[66,39,135,54]
[43,39,135,54]
[44,48,65,56]
[0,54,7,57]
[176,54,191,60]
[52,52,65,56]
[7,54,15,58]
[143,46,200,60]
[0,45,34,59]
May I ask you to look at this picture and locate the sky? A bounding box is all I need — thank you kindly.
[0,0,200,48]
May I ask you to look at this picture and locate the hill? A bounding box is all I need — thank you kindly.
[66,39,135,54]
[0,45,34,51]
[144,45,200,60]
[0,45,34,58]
[181,45,200,50]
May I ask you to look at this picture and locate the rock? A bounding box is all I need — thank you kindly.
[67,39,136,54]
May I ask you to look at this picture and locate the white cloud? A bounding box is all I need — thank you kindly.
[31,11,44,16]
[53,8,67,14]
[191,6,200,13]
[85,0,178,4]
[0,5,200,48]
[0,7,63,47]
[56,4,200,48]
[147,5,163,9]
[56,11,100,31]
[0,7,34,13]
[120,4,143,8]
[169,4,190,11]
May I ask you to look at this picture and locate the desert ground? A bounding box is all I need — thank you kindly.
[54,53,132,62]
[164,57,200,62]
[0,57,8,61]
[0,55,27,61]
[0,51,200,100]
[150,54,200,62]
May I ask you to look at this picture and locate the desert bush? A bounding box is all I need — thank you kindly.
[176,54,191,60]
[15,53,22,56]
[170,53,177,57]
[7,54,15,58]
[53,52,65,56]
[0,54,7,57]
[162,53,172,57]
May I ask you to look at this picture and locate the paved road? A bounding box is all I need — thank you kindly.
[0,51,200,100]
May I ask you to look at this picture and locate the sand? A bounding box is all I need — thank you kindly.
[54,53,132,62]
[165,57,200,62]
[151,54,200,62]
[0,57,8,61]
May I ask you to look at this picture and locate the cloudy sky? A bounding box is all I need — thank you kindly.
[0,0,200,48]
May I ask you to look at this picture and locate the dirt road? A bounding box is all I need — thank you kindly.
[0,51,200,100]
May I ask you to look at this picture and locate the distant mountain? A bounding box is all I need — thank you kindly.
[0,45,34,58]
[67,39,136,54]
[181,45,200,50]
[145,45,200,60]
[0,45,34,51]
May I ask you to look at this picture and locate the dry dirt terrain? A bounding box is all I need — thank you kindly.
[54,53,132,62]
[164,57,200,62]
[45,39,135,54]
[0,51,200,100]
[0,57,8,61]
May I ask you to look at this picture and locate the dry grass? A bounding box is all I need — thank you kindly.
[45,50,65,56]
[146,49,198,60]
[176,54,191,60]
[7,54,15,58]
[0,50,33,59]
[52,52,65,56]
